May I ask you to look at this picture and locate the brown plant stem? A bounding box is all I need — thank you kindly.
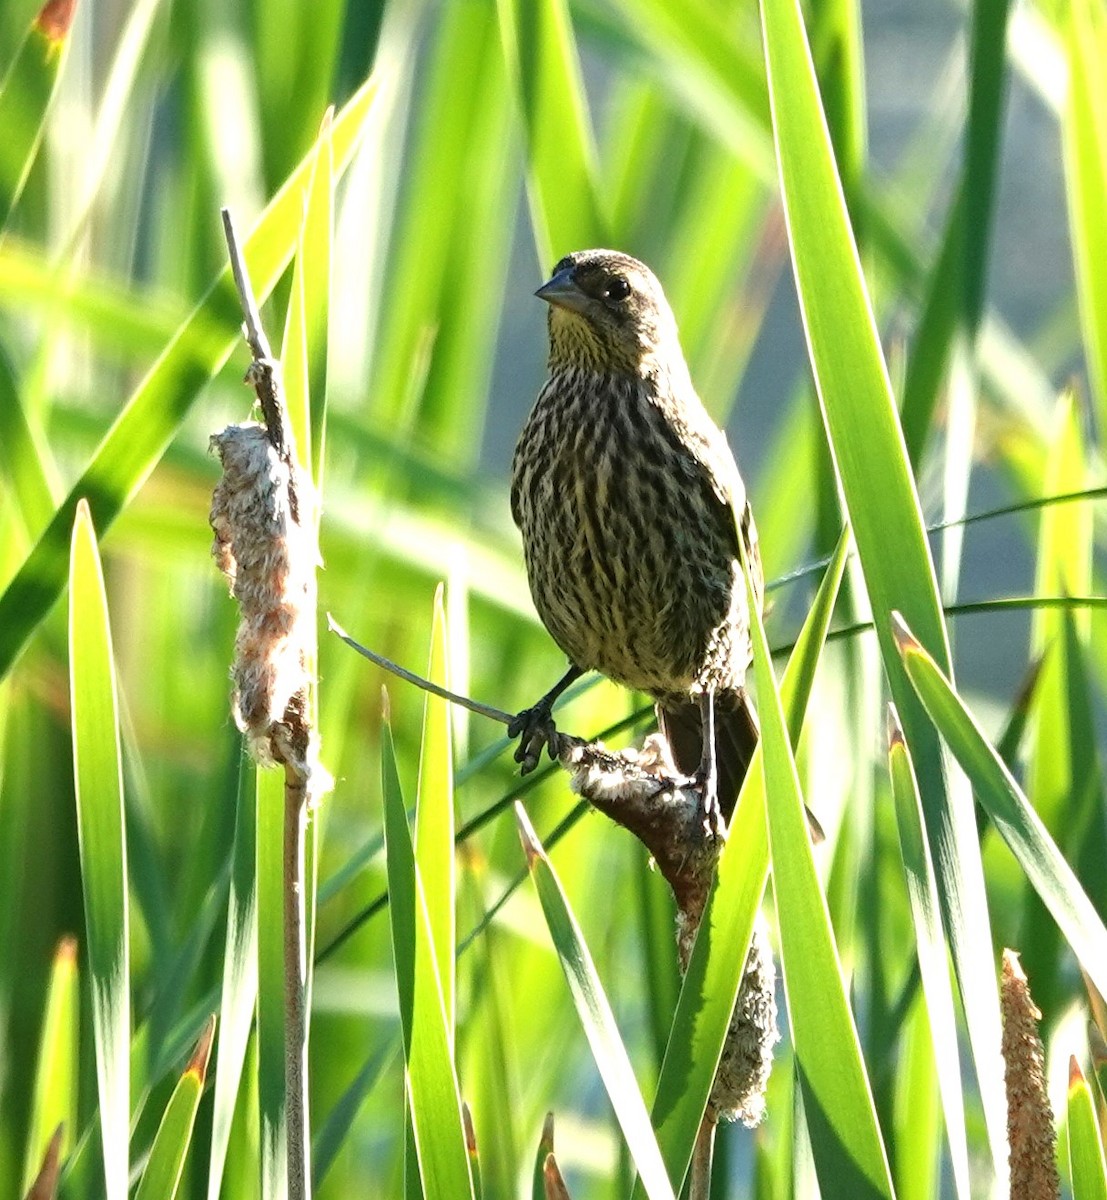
[219,206,315,1200]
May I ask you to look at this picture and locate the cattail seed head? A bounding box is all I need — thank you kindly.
[209,423,317,769]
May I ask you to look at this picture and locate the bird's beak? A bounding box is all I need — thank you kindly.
[535,267,590,314]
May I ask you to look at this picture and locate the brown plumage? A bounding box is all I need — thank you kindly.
[508,249,764,826]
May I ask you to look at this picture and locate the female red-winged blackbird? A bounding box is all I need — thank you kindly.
[509,249,767,830]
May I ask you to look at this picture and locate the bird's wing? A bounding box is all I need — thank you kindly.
[659,394,765,615]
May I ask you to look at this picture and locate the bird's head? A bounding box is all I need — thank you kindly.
[536,249,684,377]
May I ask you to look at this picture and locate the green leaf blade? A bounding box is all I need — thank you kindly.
[0,73,379,681]
[758,0,1006,1167]
[381,710,474,1200]
[637,528,851,1197]
[895,615,1107,1003]
[515,803,675,1200]
[134,1017,214,1200]
[887,719,971,1200]
[1068,1057,1107,1200]
[68,499,129,1200]
[746,558,894,1199]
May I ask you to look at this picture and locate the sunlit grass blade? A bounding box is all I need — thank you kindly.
[1063,0,1107,431]
[68,499,129,1200]
[891,993,941,1200]
[311,1044,397,1191]
[899,0,1013,462]
[894,612,1107,1002]
[0,347,57,536]
[280,108,332,489]
[635,529,850,1198]
[0,72,379,680]
[206,754,260,1200]
[496,0,606,263]
[255,765,287,1200]
[583,0,774,181]
[811,0,866,213]
[887,713,970,1200]
[1022,393,1096,1017]
[365,2,501,446]
[134,1016,214,1200]
[514,802,674,1200]
[0,239,185,356]
[745,559,893,1197]
[758,0,1006,1165]
[416,586,455,1039]
[0,0,76,232]
[1069,1056,1107,1199]
[381,702,474,1200]
[21,937,78,1195]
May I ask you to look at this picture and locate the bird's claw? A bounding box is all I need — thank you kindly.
[508,703,560,774]
[692,770,726,840]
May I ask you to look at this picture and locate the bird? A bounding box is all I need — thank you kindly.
[509,248,775,833]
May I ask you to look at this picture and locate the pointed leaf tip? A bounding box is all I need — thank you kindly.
[540,1111,555,1154]
[890,610,919,654]
[514,801,541,866]
[380,685,391,723]
[462,1101,477,1155]
[54,935,77,965]
[1069,1054,1084,1090]
[35,0,77,42]
[24,1124,63,1200]
[544,1153,573,1200]
[187,1015,216,1079]
[886,703,905,750]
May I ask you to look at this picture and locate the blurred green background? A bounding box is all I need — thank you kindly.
[1,0,1105,1195]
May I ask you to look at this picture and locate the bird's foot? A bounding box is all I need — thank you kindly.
[508,702,560,774]
[691,769,726,841]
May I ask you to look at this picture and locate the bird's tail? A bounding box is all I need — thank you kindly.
[655,690,824,839]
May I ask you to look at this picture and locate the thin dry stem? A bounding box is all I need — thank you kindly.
[214,208,320,1200]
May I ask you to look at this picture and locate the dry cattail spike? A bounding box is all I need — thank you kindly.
[1001,948,1060,1200]
[210,423,319,776]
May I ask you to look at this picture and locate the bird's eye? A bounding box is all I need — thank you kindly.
[602,278,631,303]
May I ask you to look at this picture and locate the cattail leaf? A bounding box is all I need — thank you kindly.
[496,0,606,263]
[68,499,129,1200]
[381,707,474,1200]
[1021,394,1100,1019]
[887,715,971,1200]
[368,1,510,445]
[635,528,849,1198]
[759,0,1007,1168]
[134,1017,214,1200]
[206,754,260,1200]
[21,937,78,1195]
[311,1043,397,1191]
[532,1113,555,1200]
[0,73,379,681]
[514,803,675,1200]
[898,0,1013,463]
[416,586,456,1039]
[1063,0,1107,434]
[0,0,75,232]
[745,555,894,1198]
[894,614,1107,1002]
[1069,1057,1107,1200]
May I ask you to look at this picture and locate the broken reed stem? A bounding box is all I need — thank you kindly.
[215,206,317,1200]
